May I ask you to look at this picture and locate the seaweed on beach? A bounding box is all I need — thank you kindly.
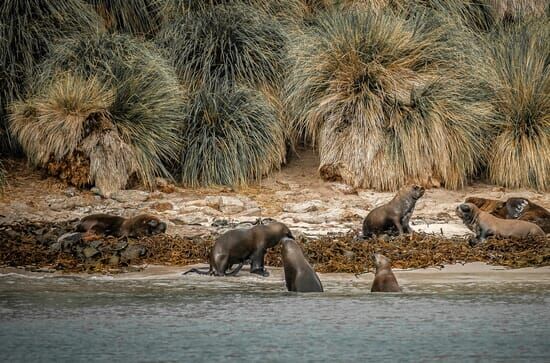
[0,221,548,273]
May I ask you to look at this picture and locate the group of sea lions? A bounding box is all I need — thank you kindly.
[74,184,548,293]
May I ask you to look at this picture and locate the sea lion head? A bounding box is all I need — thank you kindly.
[372,253,391,270]
[465,197,506,217]
[127,214,167,237]
[265,222,294,242]
[404,184,425,200]
[455,203,478,222]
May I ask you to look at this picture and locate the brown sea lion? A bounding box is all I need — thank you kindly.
[183,222,293,277]
[505,198,550,234]
[281,237,323,293]
[455,203,545,245]
[76,213,167,238]
[371,253,401,292]
[362,184,425,237]
[465,196,550,233]
[464,197,508,218]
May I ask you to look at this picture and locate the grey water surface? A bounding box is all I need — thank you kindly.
[0,273,549,363]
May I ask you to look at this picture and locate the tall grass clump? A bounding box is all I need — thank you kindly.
[286,9,494,191]
[484,20,550,191]
[85,0,165,38]
[179,85,286,187]
[9,32,184,196]
[0,0,103,153]
[157,3,288,88]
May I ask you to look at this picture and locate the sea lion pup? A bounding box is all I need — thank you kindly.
[371,253,401,293]
[505,198,550,234]
[281,237,323,293]
[183,222,293,277]
[362,184,425,237]
[455,203,545,245]
[76,213,167,238]
[465,197,508,218]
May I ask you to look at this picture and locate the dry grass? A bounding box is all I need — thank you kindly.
[9,32,184,196]
[286,8,494,191]
[156,2,288,88]
[0,0,103,153]
[85,0,165,38]
[178,84,286,186]
[484,20,550,191]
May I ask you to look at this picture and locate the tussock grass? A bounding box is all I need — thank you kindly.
[179,84,286,187]
[484,20,550,191]
[10,33,184,196]
[85,0,165,38]
[0,0,103,153]
[286,9,494,191]
[157,3,288,87]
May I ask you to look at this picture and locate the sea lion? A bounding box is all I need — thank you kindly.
[505,198,550,234]
[76,213,167,238]
[183,222,293,277]
[371,253,401,292]
[464,197,508,218]
[362,184,425,237]
[465,196,550,233]
[281,237,323,293]
[455,203,545,245]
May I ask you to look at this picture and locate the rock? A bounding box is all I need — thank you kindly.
[155,177,176,193]
[343,250,355,260]
[110,190,149,203]
[239,207,262,217]
[49,242,62,253]
[492,186,505,192]
[83,246,100,259]
[57,232,82,251]
[212,219,229,227]
[108,255,120,266]
[120,245,146,263]
[90,187,102,195]
[151,201,173,212]
[64,187,77,197]
[282,200,324,213]
[37,232,57,245]
[330,183,357,195]
[185,199,207,207]
[180,206,221,216]
[219,196,245,214]
[171,214,210,225]
[205,196,221,209]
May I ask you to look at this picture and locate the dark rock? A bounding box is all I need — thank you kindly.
[108,255,120,266]
[120,245,146,264]
[57,232,82,251]
[212,219,229,227]
[83,246,100,259]
[64,187,77,197]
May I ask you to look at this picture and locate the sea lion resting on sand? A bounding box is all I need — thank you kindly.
[76,213,167,237]
[455,203,545,245]
[371,253,401,292]
[465,197,550,233]
[281,237,323,293]
[184,222,293,277]
[362,184,425,237]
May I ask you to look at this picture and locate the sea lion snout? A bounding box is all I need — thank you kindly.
[411,184,425,199]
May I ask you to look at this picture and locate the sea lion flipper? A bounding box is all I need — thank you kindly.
[182,268,210,275]
[506,198,528,219]
[225,262,244,276]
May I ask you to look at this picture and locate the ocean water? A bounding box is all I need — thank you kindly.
[0,273,549,363]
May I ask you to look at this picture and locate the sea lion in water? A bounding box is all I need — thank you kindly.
[281,237,323,293]
[371,253,401,292]
[455,203,545,245]
[76,213,167,238]
[362,184,425,237]
[183,222,293,277]
[465,197,550,233]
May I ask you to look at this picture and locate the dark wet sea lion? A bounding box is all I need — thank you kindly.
[183,222,293,277]
[455,203,545,245]
[362,184,425,237]
[464,197,508,218]
[505,198,550,233]
[281,237,323,293]
[371,253,401,292]
[76,213,167,238]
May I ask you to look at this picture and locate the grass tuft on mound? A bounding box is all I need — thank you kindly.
[157,3,288,88]
[484,21,550,191]
[0,0,103,153]
[85,0,165,38]
[286,9,494,191]
[178,85,286,187]
[9,32,184,196]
